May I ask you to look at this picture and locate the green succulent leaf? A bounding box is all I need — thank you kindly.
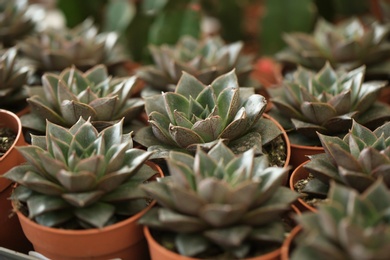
[175,233,210,257]
[27,194,69,218]
[203,225,252,248]
[74,202,115,228]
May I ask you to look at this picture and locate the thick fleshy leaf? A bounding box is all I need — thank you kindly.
[34,210,73,227]
[62,190,104,208]
[175,71,205,98]
[163,92,190,123]
[203,225,251,247]
[350,120,378,146]
[27,97,65,125]
[304,154,342,183]
[84,64,109,83]
[101,180,148,201]
[362,179,390,213]
[169,186,205,215]
[211,69,239,96]
[217,87,240,127]
[358,148,389,173]
[250,221,285,243]
[197,178,230,203]
[74,202,115,228]
[56,170,96,192]
[141,181,175,209]
[173,110,193,128]
[207,140,235,163]
[27,194,69,218]
[338,167,375,192]
[61,100,97,124]
[191,116,223,142]
[23,171,65,195]
[300,101,337,124]
[196,86,216,111]
[167,161,196,191]
[225,148,254,178]
[175,233,210,257]
[158,208,208,233]
[243,94,267,127]
[199,203,246,227]
[254,117,283,145]
[89,96,118,121]
[169,124,204,148]
[324,143,362,172]
[72,119,99,148]
[149,113,176,146]
[46,119,73,145]
[219,108,247,140]
[328,90,351,115]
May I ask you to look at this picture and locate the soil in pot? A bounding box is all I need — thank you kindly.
[289,162,329,212]
[0,127,16,157]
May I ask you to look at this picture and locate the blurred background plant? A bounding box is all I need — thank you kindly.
[29,0,383,64]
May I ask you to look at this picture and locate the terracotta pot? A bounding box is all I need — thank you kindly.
[15,162,163,260]
[289,143,324,171]
[289,162,317,213]
[0,109,32,253]
[144,226,281,260]
[263,113,291,185]
[280,226,302,260]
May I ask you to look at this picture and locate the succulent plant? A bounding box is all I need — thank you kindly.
[268,62,390,146]
[3,117,157,229]
[276,17,390,77]
[139,141,298,259]
[292,179,390,260]
[17,18,127,77]
[134,70,286,163]
[136,35,254,95]
[0,0,37,47]
[0,47,33,110]
[20,64,144,134]
[301,120,390,199]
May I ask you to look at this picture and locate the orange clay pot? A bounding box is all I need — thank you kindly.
[280,226,302,260]
[289,143,324,171]
[144,226,281,260]
[15,162,163,260]
[0,109,32,253]
[289,162,317,213]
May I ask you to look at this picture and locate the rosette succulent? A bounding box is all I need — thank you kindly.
[301,120,390,199]
[0,47,33,110]
[268,62,390,146]
[139,141,298,259]
[21,64,144,134]
[276,17,390,76]
[4,117,158,229]
[292,180,390,260]
[136,35,254,95]
[134,70,286,164]
[0,0,37,47]
[18,18,127,78]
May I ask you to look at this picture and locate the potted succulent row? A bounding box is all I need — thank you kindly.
[3,117,163,259]
[1,0,390,259]
[136,35,255,97]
